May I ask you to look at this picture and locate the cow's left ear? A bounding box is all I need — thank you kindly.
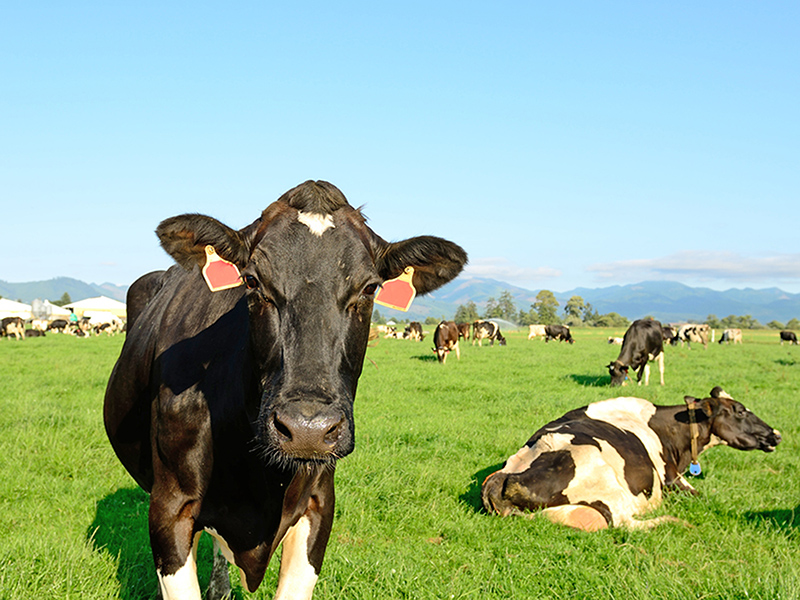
[377,236,467,295]
[686,395,718,417]
[156,214,251,270]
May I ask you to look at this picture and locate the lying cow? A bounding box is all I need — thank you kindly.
[608,319,664,386]
[25,329,46,338]
[544,324,574,344]
[433,320,461,363]
[47,319,70,333]
[104,180,466,599]
[472,320,506,346]
[607,337,623,345]
[527,324,546,340]
[1,317,25,341]
[719,328,743,345]
[482,387,781,531]
[780,330,798,345]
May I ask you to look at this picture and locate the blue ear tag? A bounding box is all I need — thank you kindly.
[689,461,702,476]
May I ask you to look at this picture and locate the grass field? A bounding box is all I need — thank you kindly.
[0,327,798,599]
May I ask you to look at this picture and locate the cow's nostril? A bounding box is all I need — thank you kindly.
[272,414,293,441]
[324,421,342,444]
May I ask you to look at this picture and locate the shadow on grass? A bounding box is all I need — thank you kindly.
[743,504,800,535]
[459,463,505,514]
[776,358,796,366]
[411,354,439,362]
[569,374,609,387]
[87,487,221,600]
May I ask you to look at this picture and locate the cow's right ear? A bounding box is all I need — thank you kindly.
[156,214,251,270]
[376,235,467,296]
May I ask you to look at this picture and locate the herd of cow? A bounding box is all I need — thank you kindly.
[84,181,785,599]
[0,315,125,339]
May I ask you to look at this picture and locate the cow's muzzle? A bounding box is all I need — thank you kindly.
[263,399,353,463]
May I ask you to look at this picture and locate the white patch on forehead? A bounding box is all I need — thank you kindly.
[297,211,335,236]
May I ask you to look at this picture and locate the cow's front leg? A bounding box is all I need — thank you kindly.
[274,473,335,600]
[150,498,202,600]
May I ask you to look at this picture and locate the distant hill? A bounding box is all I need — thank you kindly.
[0,278,128,303]
[4,276,799,325]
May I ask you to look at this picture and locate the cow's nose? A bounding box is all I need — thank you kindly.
[270,404,346,459]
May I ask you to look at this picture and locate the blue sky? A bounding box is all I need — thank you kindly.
[3,2,798,293]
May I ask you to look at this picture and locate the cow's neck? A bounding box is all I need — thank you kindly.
[648,405,713,475]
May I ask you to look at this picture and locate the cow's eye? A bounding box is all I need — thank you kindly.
[244,275,259,290]
[362,283,379,296]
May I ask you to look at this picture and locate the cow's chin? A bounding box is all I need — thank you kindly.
[256,442,349,471]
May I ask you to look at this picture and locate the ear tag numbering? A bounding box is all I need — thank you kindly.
[689,461,702,476]
[374,266,417,312]
[202,245,243,292]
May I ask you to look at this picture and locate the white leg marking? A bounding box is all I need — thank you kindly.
[157,533,202,600]
[274,516,319,600]
[657,352,665,385]
[297,211,335,236]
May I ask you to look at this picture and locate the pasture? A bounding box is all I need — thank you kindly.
[1,327,798,599]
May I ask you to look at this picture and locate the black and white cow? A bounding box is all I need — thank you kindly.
[1,317,25,340]
[544,324,574,344]
[47,319,70,333]
[103,181,466,600]
[780,330,798,345]
[482,387,781,531]
[404,321,424,341]
[676,323,710,349]
[472,320,506,346]
[433,320,461,363]
[607,319,665,386]
[718,328,743,345]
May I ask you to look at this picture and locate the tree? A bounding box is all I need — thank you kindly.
[593,312,630,328]
[424,316,440,325]
[582,302,599,326]
[766,320,784,330]
[533,290,560,325]
[454,301,479,324]
[786,318,800,330]
[51,292,72,307]
[483,297,499,319]
[496,290,518,322]
[706,314,721,329]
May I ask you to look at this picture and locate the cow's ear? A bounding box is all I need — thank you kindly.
[689,396,718,417]
[377,236,467,295]
[709,386,733,400]
[156,214,250,270]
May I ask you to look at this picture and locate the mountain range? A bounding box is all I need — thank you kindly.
[3,277,799,325]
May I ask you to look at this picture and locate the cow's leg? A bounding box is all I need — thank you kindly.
[454,341,460,361]
[640,363,650,386]
[274,473,335,600]
[153,520,203,600]
[656,352,665,385]
[541,505,608,532]
[204,537,232,600]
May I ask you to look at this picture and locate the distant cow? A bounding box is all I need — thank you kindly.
[780,331,798,345]
[104,180,466,599]
[404,321,424,341]
[607,337,623,345]
[608,319,665,386]
[544,324,574,344]
[676,323,710,349]
[434,321,461,363]
[456,322,471,341]
[472,320,506,347]
[661,326,676,344]
[47,319,69,333]
[718,328,743,345]
[527,324,547,340]
[1,317,25,341]
[25,329,46,338]
[482,387,781,531]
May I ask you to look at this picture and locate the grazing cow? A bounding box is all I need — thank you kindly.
[780,330,798,345]
[433,321,461,364]
[472,320,506,347]
[456,322,471,341]
[47,319,70,333]
[607,319,665,386]
[1,317,25,341]
[607,337,623,345]
[544,324,574,344]
[718,328,743,345]
[527,324,546,340]
[676,323,710,349]
[103,180,466,600]
[404,321,424,341]
[482,387,781,531]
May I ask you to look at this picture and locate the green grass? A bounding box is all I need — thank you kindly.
[1,328,798,599]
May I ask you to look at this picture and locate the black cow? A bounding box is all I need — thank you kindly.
[482,387,781,531]
[433,320,461,363]
[47,319,69,333]
[103,181,466,599]
[544,324,574,344]
[661,325,676,344]
[780,330,798,345]
[472,320,506,346]
[608,319,665,386]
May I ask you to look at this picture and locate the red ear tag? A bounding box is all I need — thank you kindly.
[375,266,417,312]
[202,245,243,292]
